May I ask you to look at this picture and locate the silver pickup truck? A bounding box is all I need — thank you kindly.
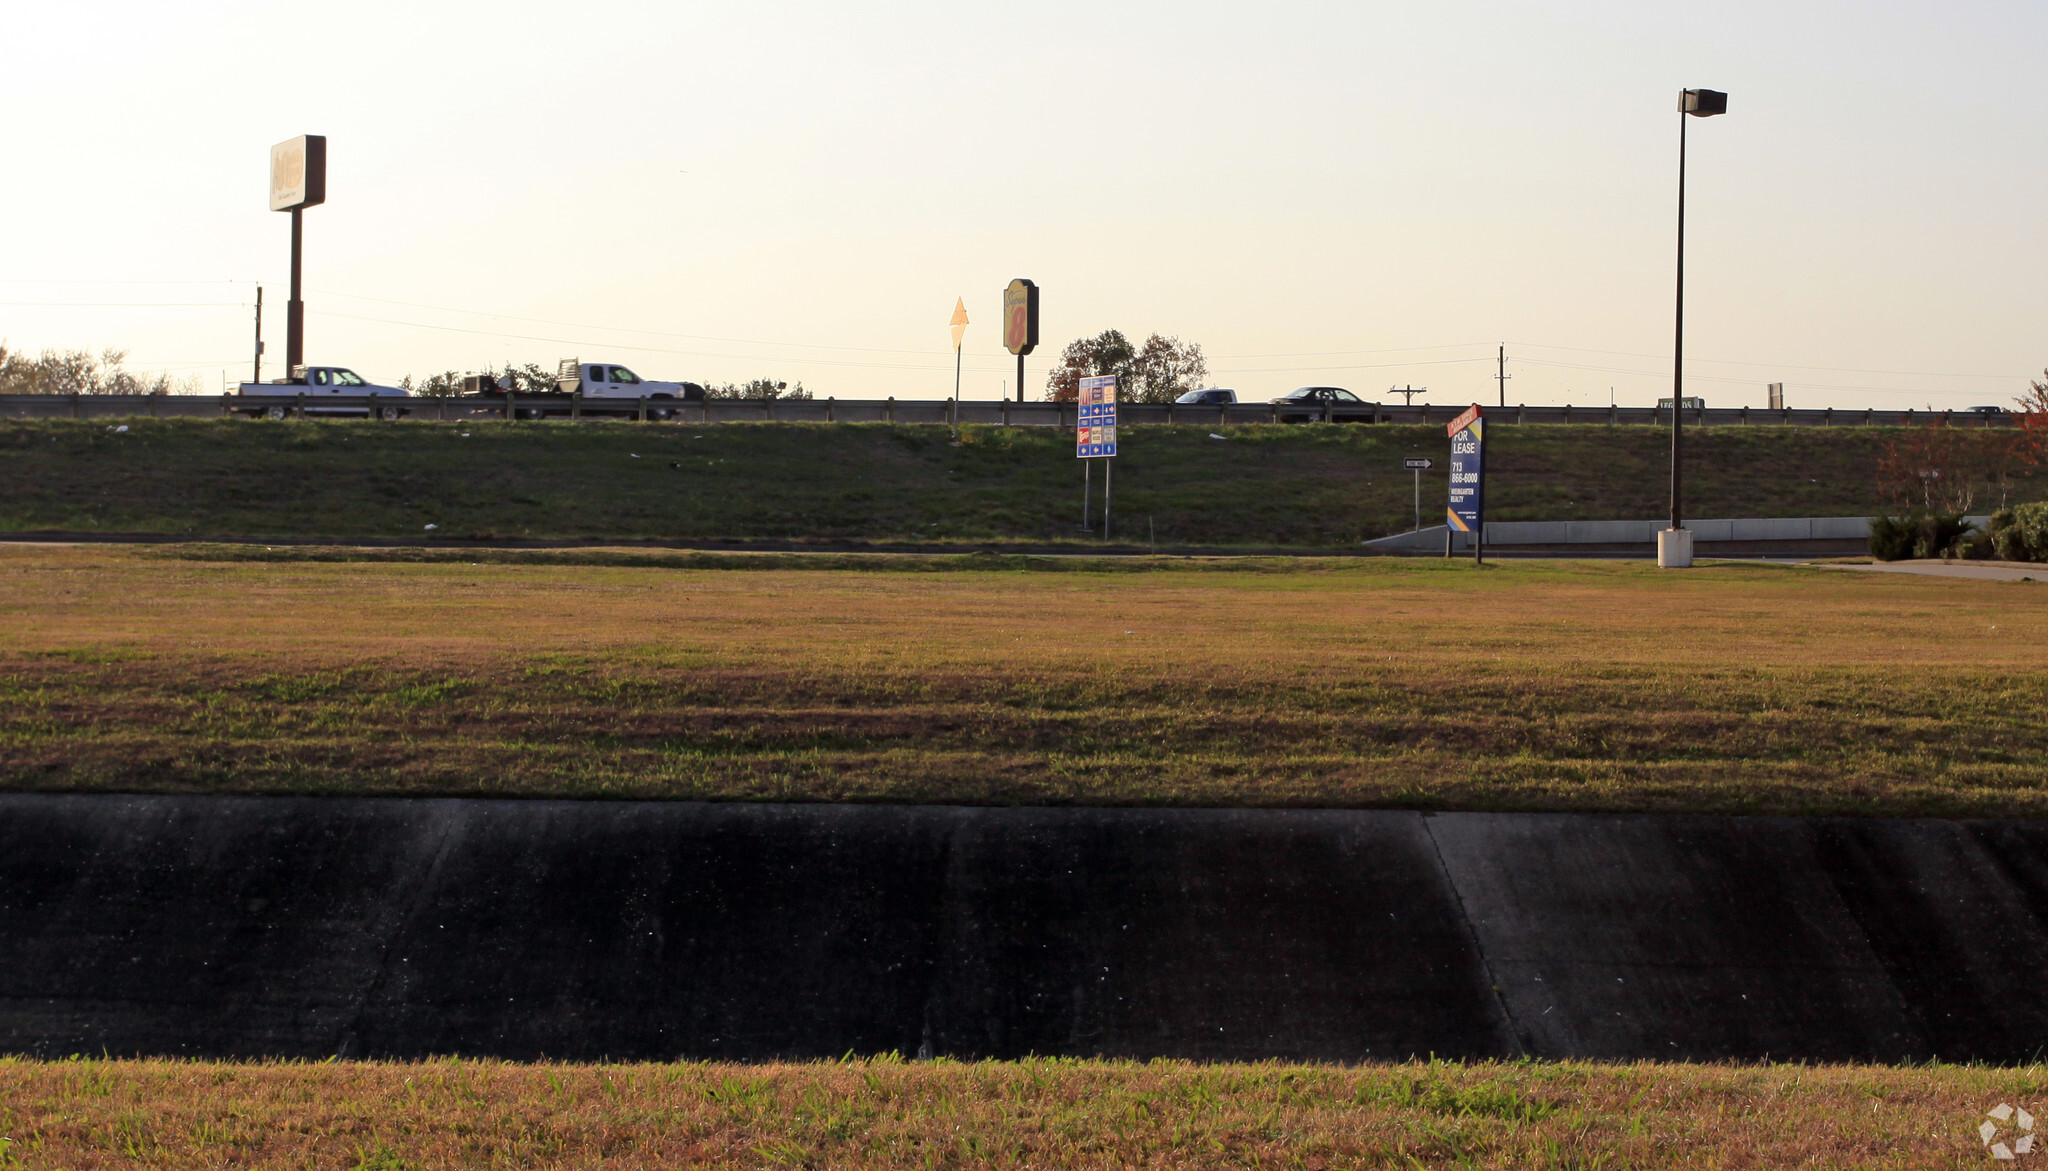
[235,366,411,419]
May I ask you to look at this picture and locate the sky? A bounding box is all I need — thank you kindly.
[4,0,2044,408]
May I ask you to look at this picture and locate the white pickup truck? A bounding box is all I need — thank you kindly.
[236,367,411,419]
[461,359,706,420]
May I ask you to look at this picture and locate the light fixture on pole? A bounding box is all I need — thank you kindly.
[1661,88,1726,570]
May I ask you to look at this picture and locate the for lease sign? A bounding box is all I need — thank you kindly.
[1445,404,1484,533]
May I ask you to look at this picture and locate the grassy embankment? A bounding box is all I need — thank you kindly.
[1,1055,2036,1168]
[4,544,2044,817]
[3,418,2037,548]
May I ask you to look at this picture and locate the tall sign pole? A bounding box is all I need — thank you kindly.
[1003,279,1039,403]
[1446,404,1486,566]
[1077,374,1118,540]
[269,135,327,374]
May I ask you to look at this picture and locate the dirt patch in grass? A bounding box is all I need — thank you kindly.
[0,1056,2034,1168]
[2,545,2044,816]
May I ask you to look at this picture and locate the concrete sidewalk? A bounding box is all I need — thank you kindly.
[1822,560,2045,582]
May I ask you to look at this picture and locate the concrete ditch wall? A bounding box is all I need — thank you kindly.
[4,795,2046,1064]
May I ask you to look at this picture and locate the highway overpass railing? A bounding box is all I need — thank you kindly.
[0,393,2020,429]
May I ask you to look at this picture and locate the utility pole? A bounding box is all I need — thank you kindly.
[252,285,264,383]
[1496,345,1510,408]
[1387,384,1426,406]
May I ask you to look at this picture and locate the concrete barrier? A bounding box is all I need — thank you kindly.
[1365,516,1989,557]
[4,796,2046,1063]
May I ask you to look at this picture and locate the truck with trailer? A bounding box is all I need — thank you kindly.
[461,360,708,420]
[234,366,412,419]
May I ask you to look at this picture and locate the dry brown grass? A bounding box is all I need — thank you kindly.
[1,544,2045,815]
[0,1056,2037,1169]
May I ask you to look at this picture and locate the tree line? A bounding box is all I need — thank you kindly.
[1043,331,1208,402]
[0,344,202,396]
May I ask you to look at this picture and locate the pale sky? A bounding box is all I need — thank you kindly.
[5,1,2043,408]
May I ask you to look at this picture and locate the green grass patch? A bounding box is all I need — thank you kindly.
[3,546,2045,817]
[5,418,2037,549]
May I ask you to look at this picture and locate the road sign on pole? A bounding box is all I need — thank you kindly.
[1077,374,1117,539]
[1403,456,1433,532]
[1076,375,1117,458]
[269,134,326,374]
[1446,405,1485,564]
[1004,278,1038,404]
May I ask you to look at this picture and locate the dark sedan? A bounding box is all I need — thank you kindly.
[1270,385,1372,422]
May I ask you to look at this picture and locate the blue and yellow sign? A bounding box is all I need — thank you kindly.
[1077,374,1118,458]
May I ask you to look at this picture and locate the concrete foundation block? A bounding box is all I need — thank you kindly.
[1657,528,1694,568]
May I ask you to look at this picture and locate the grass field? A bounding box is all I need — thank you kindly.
[0,1056,2036,1168]
[2,418,2036,548]
[4,544,2044,817]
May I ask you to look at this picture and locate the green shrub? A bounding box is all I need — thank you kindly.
[1870,512,1976,561]
[1990,502,2048,562]
[1869,514,1918,561]
[1914,512,1974,559]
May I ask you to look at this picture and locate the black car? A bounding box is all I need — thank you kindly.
[1270,385,1369,422]
[1173,388,1238,406]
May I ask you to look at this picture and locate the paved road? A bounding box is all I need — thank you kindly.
[1823,560,2045,582]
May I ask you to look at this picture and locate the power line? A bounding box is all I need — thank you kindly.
[310,310,981,373]
[312,289,955,359]
[1507,340,2021,382]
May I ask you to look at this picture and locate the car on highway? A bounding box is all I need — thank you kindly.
[235,366,411,419]
[1173,388,1237,406]
[1270,385,1369,423]
[1968,405,2008,416]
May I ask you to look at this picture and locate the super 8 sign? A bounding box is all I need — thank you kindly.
[1446,404,1484,533]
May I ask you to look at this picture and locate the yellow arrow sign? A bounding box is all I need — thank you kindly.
[950,297,969,351]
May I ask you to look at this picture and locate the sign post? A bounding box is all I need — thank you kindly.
[1003,279,1039,403]
[1077,374,1118,539]
[1445,404,1485,565]
[269,135,327,374]
[1403,456,1433,532]
[949,297,968,439]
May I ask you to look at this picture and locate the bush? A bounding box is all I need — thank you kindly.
[1869,514,1917,561]
[1989,502,2048,562]
[1870,512,1976,561]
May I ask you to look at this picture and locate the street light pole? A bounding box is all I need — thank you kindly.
[1662,88,1726,570]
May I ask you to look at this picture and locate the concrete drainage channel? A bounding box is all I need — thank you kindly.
[4,795,2046,1064]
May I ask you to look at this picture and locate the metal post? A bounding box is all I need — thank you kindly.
[286,208,305,372]
[252,285,264,383]
[1016,352,1025,403]
[1080,461,1092,531]
[1104,459,1113,542]
[1413,467,1421,532]
[1475,521,1483,566]
[1671,107,1686,533]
